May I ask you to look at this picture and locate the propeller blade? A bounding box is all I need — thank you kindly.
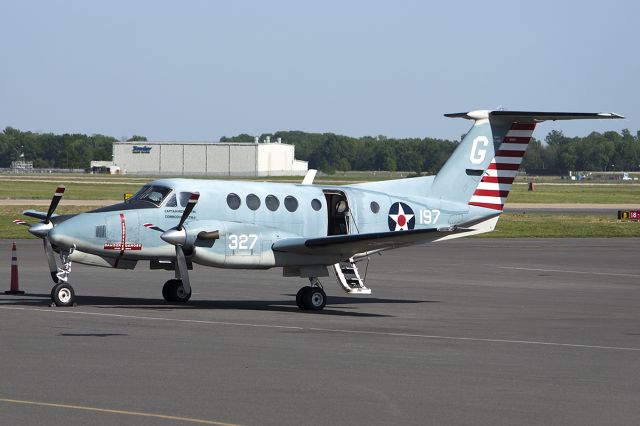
[175,245,191,295]
[45,185,65,224]
[197,230,220,241]
[43,237,59,283]
[177,192,199,231]
[143,223,165,232]
[13,219,30,226]
[23,210,49,220]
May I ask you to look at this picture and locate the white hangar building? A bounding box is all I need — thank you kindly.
[112,138,308,176]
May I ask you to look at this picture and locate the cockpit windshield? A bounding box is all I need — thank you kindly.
[128,185,172,207]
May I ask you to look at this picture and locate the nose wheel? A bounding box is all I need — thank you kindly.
[296,278,327,311]
[51,282,76,307]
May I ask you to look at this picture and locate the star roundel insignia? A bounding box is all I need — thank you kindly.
[388,202,415,231]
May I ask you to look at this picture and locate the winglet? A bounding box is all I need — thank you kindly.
[301,169,317,185]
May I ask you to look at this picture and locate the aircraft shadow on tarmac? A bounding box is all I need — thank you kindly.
[1,294,436,318]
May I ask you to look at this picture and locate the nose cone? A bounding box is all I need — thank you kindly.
[28,222,53,238]
[48,219,78,249]
[161,228,187,246]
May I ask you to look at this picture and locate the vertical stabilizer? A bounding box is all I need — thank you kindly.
[431,110,623,211]
[467,121,535,210]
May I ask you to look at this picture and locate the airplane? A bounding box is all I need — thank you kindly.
[14,110,623,310]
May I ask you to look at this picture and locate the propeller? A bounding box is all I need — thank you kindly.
[143,192,202,296]
[23,185,66,238]
[143,192,221,297]
[13,185,65,283]
[144,192,200,246]
[174,241,192,296]
[164,192,199,295]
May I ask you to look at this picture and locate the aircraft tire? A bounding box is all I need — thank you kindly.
[303,287,326,311]
[296,287,309,310]
[162,279,178,302]
[163,279,191,303]
[51,283,75,307]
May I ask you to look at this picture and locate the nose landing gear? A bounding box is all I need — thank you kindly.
[50,249,77,307]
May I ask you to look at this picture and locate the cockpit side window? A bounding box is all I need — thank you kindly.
[165,194,177,207]
[129,185,172,207]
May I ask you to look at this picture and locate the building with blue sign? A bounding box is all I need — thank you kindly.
[110,139,308,176]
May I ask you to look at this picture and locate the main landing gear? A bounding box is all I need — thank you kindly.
[162,279,192,303]
[50,249,77,307]
[296,277,327,311]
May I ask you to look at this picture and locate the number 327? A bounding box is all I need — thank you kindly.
[228,234,258,250]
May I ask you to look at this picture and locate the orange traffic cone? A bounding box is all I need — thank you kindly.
[5,241,24,295]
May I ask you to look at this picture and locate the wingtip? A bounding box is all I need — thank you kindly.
[598,112,625,119]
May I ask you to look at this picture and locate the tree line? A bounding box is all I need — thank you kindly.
[223,132,456,175]
[520,129,640,173]
[1,126,638,174]
[224,129,640,174]
[0,128,147,169]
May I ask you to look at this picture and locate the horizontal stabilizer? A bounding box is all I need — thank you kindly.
[445,110,624,122]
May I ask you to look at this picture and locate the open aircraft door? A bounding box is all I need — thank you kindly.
[322,189,352,236]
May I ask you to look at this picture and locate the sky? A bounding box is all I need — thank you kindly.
[0,0,638,142]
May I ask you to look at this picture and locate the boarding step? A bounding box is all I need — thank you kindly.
[332,258,371,295]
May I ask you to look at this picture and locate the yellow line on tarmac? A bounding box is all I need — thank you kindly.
[0,398,241,426]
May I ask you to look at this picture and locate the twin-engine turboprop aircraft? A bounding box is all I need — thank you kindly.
[15,110,623,310]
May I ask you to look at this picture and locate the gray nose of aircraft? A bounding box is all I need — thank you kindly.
[48,218,76,249]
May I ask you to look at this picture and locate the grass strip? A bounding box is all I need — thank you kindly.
[482,213,640,238]
[507,184,640,204]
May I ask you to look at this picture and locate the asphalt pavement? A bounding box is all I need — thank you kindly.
[1,238,639,425]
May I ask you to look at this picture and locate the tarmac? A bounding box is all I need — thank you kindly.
[1,238,639,425]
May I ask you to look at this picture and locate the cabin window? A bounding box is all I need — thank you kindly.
[227,193,241,210]
[265,195,280,211]
[311,198,322,211]
[370,201,380,213]
[284,196,298,212]
[246,194,261,211]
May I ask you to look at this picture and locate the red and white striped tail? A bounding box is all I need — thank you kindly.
[468,122,536,210]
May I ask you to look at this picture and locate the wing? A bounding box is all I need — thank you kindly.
[272,227,471,258]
